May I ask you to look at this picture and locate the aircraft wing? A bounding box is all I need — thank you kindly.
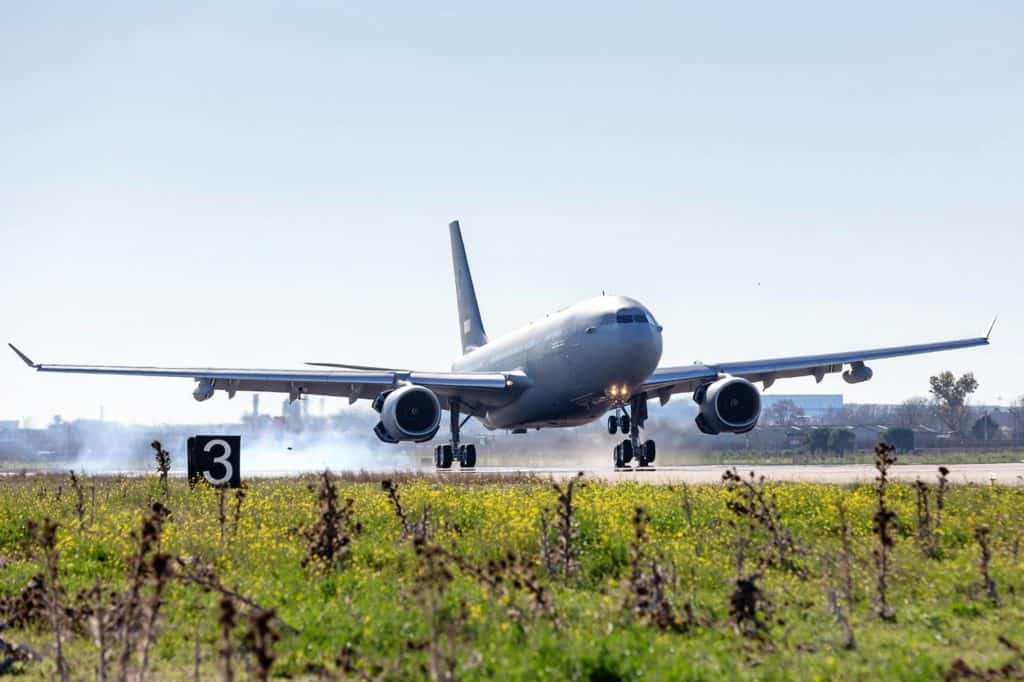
[7,344,526,416]
[641,334,991,403]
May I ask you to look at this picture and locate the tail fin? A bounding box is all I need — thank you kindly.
[449,220,488,354]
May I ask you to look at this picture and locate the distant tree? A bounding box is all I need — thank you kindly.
[970,414,1001,442]
[808,427,832,454]
[929,371,979,439]
[764,399,805,427]
[895,397,931,428]
[828,428,856,456]
[1009,396,1024,444]
[883,426,915,454]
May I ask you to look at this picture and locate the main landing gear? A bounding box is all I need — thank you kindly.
[434,398,477,469]
[612,395,656,469]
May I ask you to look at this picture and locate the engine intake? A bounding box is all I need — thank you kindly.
[842,361,873,384]
[693,376,761,435]
[373,385,441,443]
[193,379,216,402]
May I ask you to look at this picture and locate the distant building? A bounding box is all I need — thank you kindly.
[762,394,843,419]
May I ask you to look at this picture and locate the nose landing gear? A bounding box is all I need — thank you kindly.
[612,395,656,470]
[434,398,477,470]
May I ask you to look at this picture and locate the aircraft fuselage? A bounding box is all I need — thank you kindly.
[452,295,662,430]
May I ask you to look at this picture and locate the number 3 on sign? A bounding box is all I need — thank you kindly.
[202,439,234,485]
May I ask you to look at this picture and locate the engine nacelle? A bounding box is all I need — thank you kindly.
[373,385,441,444]
[193,379,216,402]
[842,361,873,384]
[693,376,761,435]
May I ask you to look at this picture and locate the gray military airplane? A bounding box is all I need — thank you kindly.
[9,221,992,469]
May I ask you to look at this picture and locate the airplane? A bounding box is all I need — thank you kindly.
[9,221,992,469]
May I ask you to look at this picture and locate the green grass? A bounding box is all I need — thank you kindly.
[0,471,1022,680]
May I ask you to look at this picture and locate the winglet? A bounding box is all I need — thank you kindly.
[8,343,38,368]
[986,315,999,341]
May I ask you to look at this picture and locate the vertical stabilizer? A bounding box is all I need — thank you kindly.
[449,221,488,354]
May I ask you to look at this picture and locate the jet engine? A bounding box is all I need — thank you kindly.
[842,361,873,384]
[193,378,216,402]
[372,385,442,444]
[693,376,761,435]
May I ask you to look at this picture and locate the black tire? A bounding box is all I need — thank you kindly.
[619,415,631,434]
[461,444,477,468]
[434,446,441,467]
[644,440,656,465]
[440,445,454,469]
[607,416,618,435]
[621,439,634,463]
[613,445,623,468]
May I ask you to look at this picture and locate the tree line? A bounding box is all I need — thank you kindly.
[763,371,1024,446]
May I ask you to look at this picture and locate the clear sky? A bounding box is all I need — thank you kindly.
[2,1,1022,426]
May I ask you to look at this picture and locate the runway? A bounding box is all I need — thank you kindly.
[432,462,1024,485]
[6,461,1023,485]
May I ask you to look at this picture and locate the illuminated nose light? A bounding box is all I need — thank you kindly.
[607,384,631,400]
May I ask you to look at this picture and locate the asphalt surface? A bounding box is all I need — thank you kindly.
[7,462,1023,485]
[429,462,1024,484]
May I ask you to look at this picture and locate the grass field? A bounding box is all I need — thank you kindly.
[0,461,1022,680]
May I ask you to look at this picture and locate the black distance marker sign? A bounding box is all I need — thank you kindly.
[187,435,241,488]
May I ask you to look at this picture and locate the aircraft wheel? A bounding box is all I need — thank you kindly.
[613,444,624,468]
[607,416,618,435]
[440,445,454,469]
[434,446,441,467]
[644,440,656,465]
[620,439,634,464]
[460,444,477,468]
[619,415,631,434]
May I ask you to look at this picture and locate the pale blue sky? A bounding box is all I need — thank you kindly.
[2,1,1022,425]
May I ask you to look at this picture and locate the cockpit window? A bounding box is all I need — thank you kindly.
[599,313,616,325]
[615,308,649,324]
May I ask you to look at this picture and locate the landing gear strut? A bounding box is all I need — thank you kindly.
[434,398,477,470]
[612,394,656,469]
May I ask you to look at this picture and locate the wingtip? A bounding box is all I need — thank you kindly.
[986,315,999,341]
[8,343,38,368]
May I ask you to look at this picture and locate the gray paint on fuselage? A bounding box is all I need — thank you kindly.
[452,295,663,430]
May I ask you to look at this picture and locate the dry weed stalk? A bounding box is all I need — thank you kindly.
[242,608,279,682]
[410,533,472,681]
[825,590,856,651]
[449,549,558,633]
[872,442,897,621]
[914,479,939,558]
[172,556,296,634]
[835,499,856,609]
[150,441,171,491]
[729,572,766,638]
[27,519,68,680]
[381,479,430,541]
[945,636,1022,680]
[232,487,246,538]
[115,501,171,682]
[974,525,999,606]
[218,596,236,682]
[0,635,39,674]
[68,470,86,531]
[722,468,804,577]
[626,506,695,633]
[540,473,584,581]
[304,471,361,569]
[218,487,228,547]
